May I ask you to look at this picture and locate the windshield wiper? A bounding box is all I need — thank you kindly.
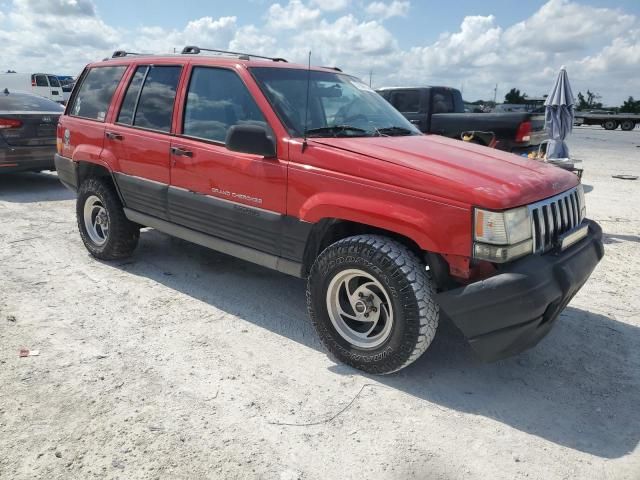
[305,125,368,137]
[374,126,416,136]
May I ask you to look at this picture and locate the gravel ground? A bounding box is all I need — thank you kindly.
[0,126,638,480]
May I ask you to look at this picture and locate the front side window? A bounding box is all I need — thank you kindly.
[70,66,126,121]
[34,75,48,87]
[183,67,267,143]
[250,67,419,137]
[117,65,181,132]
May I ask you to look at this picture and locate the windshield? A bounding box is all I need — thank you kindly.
[250,67,420,138]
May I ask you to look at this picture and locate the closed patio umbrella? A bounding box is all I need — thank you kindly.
[544,66,574,159]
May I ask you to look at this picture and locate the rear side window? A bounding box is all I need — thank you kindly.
[70,66,126,121]
[117,65,181,132]
[432,91,455,114]
[391,90,420,113]
[33,75,48,87]
[183,67,267,143]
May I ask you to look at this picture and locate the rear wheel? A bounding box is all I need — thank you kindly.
[620,120,636,131]
[307,235,439,374]
[602,120,618,130]
[77,177,139,260]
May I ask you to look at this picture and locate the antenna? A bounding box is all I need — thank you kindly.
[302,51,311,153]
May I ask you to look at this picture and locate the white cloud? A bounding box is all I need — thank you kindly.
[310,0,350,12]
[365,1,410,20]
[0,0,637,105]
[503,0,634,53]
[266,0,321,30]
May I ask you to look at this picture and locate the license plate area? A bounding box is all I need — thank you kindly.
[559,224,589,251]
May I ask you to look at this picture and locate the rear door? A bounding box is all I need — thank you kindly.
[105,64,182,220]
[168,65,288,258]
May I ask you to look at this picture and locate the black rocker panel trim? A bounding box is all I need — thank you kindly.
[167,186,312,262]
[123,208,303,278]
[114,172,169,220]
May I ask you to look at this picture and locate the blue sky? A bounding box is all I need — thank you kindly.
[94,0,639,49]
[1,0,638,104]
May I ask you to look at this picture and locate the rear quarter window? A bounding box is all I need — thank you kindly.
[70,66,127,122]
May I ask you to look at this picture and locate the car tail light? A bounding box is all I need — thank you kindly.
[0,118,22,129]
[515,120,532,143]
[56,124,64,153]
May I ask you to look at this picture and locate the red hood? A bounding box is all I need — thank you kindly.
[310,134,578,209]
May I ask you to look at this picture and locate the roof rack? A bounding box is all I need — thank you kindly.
[111,50,143,58]
[181,46,287,62]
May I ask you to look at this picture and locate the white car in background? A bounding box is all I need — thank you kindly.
[0,72,65,103]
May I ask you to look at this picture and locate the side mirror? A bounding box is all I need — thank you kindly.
[225,124,276,157]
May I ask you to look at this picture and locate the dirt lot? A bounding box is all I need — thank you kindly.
[1,126,638,480]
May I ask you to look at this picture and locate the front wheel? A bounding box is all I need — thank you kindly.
[307,235,439,374]
[77,177,139,260]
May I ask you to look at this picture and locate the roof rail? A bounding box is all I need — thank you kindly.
[111,50,142,58]
[181,46,287,63]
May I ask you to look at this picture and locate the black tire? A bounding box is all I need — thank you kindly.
[307,235,439,374]
[602,120,618,130]
[620,120,635,131]
[77,177,139,260]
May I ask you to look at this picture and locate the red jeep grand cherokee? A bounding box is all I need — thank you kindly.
[55,47,603,374]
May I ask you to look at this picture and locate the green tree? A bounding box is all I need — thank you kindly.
[576,90,603,110]
[504,88,527,104]
[620,96,640,114]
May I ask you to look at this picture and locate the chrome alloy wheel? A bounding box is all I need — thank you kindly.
[326,269,394,349]
[83,195,109,246]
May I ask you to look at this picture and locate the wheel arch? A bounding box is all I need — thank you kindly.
[74,158,124,204]
[301,218,425,277]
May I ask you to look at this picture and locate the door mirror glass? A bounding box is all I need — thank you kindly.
[225,124,276,157]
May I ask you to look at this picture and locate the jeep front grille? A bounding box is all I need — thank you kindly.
[529,187,584,253]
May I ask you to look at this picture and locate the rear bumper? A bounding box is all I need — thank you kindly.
[0,145,56,173]
[437,220,604,361]
[54,153,78,191]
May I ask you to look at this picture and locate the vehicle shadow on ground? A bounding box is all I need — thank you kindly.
[0,171,74,203]
[603,233,640,244]
[111,230,639,460]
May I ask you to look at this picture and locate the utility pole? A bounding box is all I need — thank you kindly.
[493,84,498,104]
[369,70,373,88]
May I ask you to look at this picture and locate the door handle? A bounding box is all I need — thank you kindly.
[170,146,193,157]
[410,120,421,125]
[105,131,123,140]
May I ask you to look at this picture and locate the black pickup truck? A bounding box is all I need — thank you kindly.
[376,86,547,153]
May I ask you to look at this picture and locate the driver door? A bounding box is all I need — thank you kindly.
[168,65,288,258]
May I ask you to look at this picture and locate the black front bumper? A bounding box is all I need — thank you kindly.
[437,220,604,361]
